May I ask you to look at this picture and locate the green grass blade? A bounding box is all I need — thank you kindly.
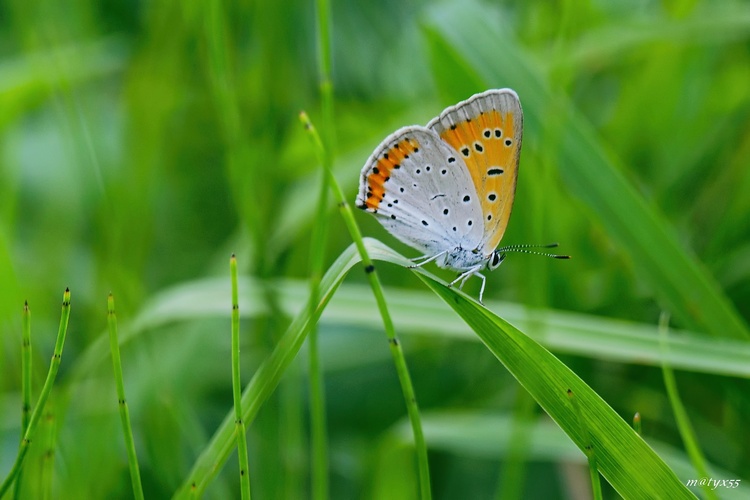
[493,389,534,500]
[308,0,336,494]
[15,301,32,500]
[423,1,749,339]
[20,301,31,435]
[659,313,716,500]
[107,293,144,500]
[40,411,56,500]
[229,255,252,499]
[413,273,693,498]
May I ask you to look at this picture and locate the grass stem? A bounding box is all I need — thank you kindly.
[308,0,335,497]
[659,312,717,500]
[300,113,432,499]
[231,255,252,499]
[107,293,145,500]
[14,301,32,499]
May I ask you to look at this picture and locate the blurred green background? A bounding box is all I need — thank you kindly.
[1,0,749,498]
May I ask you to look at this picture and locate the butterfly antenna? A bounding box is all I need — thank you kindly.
[497,242,560,250]
[496,243,570,259]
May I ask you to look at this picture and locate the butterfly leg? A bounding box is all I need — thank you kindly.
[476,273,487,305]
[408,250,447,269]
[450,265,479,288]
[448,265,486,302]
[447,266,488,304]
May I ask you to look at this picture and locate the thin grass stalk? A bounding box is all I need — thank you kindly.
[494,388,534,500]
[659,312,717,500]
[307,0,335,497]
[230,255,252,499]
[14,301,32,500]
[0,289,71,498]
[20,301,32,432]
[107,293,144,500]
[40,411,56,500]
[300,113,432,499]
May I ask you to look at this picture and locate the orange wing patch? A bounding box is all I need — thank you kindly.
[362,137,420,212]
[437,110,519,250]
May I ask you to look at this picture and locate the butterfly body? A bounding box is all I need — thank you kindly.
[357,89,524,302]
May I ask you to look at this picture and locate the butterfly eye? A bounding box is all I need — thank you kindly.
[489,252,506,270]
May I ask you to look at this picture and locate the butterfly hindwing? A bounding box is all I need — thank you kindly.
[427,89,523,252]
[357,126,484,255]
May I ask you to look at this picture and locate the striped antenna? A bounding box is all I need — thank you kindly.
[496,242,570,260]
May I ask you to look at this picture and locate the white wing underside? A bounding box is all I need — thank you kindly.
[356,127,484,256]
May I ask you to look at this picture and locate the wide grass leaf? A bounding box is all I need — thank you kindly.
[413,271,693,498]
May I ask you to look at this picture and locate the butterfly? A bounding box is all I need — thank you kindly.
[356,89,568,303]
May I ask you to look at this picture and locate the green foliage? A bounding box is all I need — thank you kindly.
[1,0,749,498]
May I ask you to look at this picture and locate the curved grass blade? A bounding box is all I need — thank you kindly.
[412,271,693,498]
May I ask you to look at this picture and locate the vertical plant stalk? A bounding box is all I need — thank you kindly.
[21,301,32,433]
[0,288,71,498]
[308,0,335,497]
[494,388,535,500]
[231,255,252,499]
[300,113,432,499]
[659,312,717,500]
[107,293,145,500]
[40,411,56,500]
[14,301,32,500]
[567,389,602,500]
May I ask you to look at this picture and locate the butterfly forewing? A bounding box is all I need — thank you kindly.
[357,126,483,255]
[427,89,523,252]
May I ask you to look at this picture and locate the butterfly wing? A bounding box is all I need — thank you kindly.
[356,126,484,256]
[427,89,523,253]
